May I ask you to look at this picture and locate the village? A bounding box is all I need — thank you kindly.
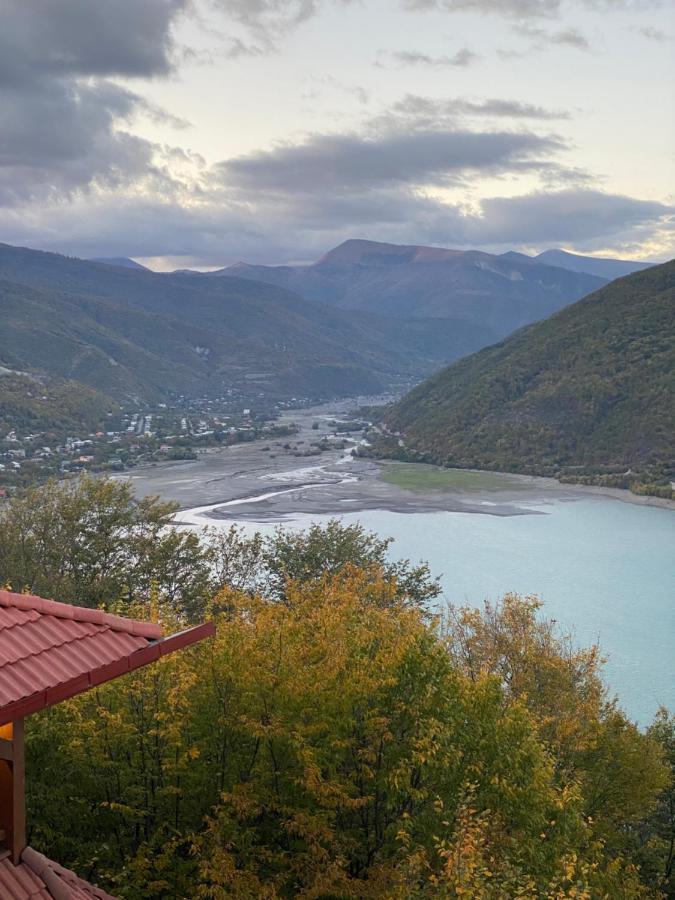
[0,393,304,496]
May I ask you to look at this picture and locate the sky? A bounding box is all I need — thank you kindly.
[0,0,673,269]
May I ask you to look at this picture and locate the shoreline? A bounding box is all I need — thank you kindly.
[111,397,674,521]
[124,449,675,517]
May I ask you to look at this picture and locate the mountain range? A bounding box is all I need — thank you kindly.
[88,257,150,271]
[0,242,487,410]
[1,238,659,438]
[212,239,609,339]
[502,248,653,280]
[380,260,674,493]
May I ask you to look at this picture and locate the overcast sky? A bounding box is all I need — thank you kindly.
[0,0,673,268]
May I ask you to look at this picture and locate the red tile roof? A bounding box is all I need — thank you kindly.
[0,590,215,727]
[0,847,118,899]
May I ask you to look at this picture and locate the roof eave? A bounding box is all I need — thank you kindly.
[0,621,215,728]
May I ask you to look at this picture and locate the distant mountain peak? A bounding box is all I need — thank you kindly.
[534,249,653,279]
[316,239,466,267]
[89,256,150,271]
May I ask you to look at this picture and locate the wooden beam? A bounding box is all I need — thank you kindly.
[0,720,26,865]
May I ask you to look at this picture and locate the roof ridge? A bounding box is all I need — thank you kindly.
[0,590,162,640]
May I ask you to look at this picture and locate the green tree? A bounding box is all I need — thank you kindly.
[0,475,211,613]
[635,709,675,896]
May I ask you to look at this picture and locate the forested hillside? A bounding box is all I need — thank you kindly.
[381,260,675,495]
[0,369,115,433]
[0,243,486,406]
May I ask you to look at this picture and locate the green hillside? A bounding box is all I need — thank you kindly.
[0,370,116,434]
[0,243,488,404]
[381,260,675,495]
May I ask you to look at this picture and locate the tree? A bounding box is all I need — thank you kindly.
[10,482,669,897]
[0,475,212,613]
[443,595,669,869]
[635,709,675,896]
[206,518,441,608]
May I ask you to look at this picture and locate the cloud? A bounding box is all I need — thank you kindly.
[224,37,270,58]
[0,80,179,207]
[3,186,670,266]
[217,127,565,193]
[637,25,672,41]
[404,0,560,16]
[380,48,478,67]
[515,23,590,49]
[0,0,670,266]
[0,0,190,207]
[0,0,189,86]
[468,189,674,245]
[308,76,371,105]
[389,95,571,122]
[404,0,660,18]
[211,0,354,53]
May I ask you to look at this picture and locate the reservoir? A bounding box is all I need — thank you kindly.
[260,500,674,728]
[125,402,675,728]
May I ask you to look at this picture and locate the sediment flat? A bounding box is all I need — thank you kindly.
[116,398,672,527]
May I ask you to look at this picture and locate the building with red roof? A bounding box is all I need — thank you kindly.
[0,589,215,899]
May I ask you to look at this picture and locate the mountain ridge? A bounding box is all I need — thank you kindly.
[0,242,490,407]
[378,260,675,495]
[209,239,607,337]
[534,249,652,279]
[88,257,150,271]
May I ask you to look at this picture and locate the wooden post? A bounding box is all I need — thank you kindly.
[0,720,26,864]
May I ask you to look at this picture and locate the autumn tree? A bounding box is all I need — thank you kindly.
[26,579,670,898]
[10,479,670,897]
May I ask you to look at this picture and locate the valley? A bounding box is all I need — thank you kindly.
[0,241,493,412]
[2,2,673,894]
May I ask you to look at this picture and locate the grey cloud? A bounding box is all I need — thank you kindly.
[404,0,660,18]
[313,76,371,105]
[0,0,191,207]
[382,48,478,67]
[637,26,672,40]
[390,94,571,121]
[224,37,270,58]
[0,80,173,207]
[2,186,671,266]
[472,189,674,244]
[212,0,319,31]
[404,0,562,18]
[0,0,189,86]
[211,0,354,52]
[515,23,590,49]
[217,128,565,192]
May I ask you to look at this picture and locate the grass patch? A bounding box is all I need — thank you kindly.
[378,462,527,493]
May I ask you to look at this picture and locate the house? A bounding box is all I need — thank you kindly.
[0,590,215,898]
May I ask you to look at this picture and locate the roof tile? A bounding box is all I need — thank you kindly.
[0,591,214,726]
[0,848,118,899]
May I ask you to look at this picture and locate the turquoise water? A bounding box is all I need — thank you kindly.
[230,496,675,726]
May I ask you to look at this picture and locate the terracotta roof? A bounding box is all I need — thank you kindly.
[0,847,118,899]
[0,590,215,727]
